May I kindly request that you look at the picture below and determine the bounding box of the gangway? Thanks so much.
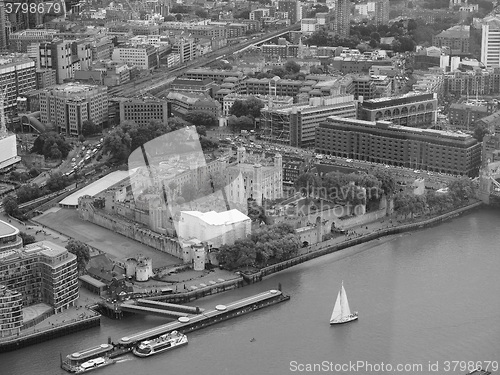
[136,299,204,314]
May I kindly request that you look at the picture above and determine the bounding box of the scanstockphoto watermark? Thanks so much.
[289,360,425,373]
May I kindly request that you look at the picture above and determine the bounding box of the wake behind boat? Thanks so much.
[330,281,358,325]
[132,331,188,357]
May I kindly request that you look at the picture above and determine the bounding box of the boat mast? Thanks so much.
[340,280,343,318]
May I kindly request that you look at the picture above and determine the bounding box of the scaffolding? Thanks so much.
[0,87,6,137]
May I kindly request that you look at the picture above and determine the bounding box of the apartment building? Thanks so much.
[315,117,481,176]
[111,44,158,70]
[334,0,351,38]
[432,25,470,55]
[277,0,302,24]
[39,83,108,136]
[171,38,195,63]
[0,239,79,324]
[374,0,389,27]
[260,95,357,148]
[119,96,169,126]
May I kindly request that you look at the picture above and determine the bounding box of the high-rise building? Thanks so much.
[39,83,108,136]
[480,16,500,68]
[39,39,92,84]
[334,0,350,38]
[0,55,36,113]
[0,3,8,50]
[374,0,389,27]
[278,0,302,24]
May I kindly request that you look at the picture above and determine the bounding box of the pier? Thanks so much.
[117,289,288,347]
[62,289,289,371]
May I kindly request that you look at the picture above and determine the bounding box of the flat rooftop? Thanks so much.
[0,219,19,237]
[59,171,130,207]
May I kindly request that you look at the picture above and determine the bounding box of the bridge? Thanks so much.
[478,161,500,204]
[116,23,301,97]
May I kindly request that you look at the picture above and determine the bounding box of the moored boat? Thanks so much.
[132,331,188,357]
[75,357,116,373]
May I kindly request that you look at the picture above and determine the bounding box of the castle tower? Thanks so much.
[253,163,263,206]
[274,153,283,199]
[237,146,246,164]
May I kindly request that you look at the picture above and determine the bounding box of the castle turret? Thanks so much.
[237,147,246,164]
[253,163,263,206]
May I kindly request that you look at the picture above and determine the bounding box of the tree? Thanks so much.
[184,110,217,128]
[229,100,248,118]
[448,177,475,203]
[194,8,208,18]
[473,124,489,142]
[284,60,300,74]
[227,115,254,132]
[294,172,322,198]
[66,239,91,275]
[32,132,72,159]
[244,97,265,119]
[19,231,36,245]
[196,125,207,137]
[2,195,19,216]
[81,120,99,136]
[371,167,397,196]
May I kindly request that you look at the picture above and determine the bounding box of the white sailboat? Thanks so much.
[330,281,358,325]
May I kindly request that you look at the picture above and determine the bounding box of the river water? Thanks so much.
[1,208,499,375]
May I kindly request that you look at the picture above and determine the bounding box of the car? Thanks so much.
[346,159,353,162]
[71,158,76,162]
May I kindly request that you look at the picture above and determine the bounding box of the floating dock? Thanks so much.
[62,289,289,371]
[118,289,287,347]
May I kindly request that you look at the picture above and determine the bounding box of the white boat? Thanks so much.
[132,331,188,357]
[75,357,115,373]
[330,281,358,325]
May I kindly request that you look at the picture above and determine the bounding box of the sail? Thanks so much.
[330,291,342,322]
[340,284,351,317]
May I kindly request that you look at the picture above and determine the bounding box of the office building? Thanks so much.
[315,116,482,176]
[358,92,438,128]
[182,68,245,84]
[9,29,58,53]
[260,95,357,148]
[166,91,221,118]
[119,96,169,126]
[0,239,79,318]
[171,38,195,64]
[374,0,389,27]
[111,44,158,70]
[39,40,92,84]
[0,56,36,112]
[334,0,350,38]
[39,83,108,136]
[480,16,500,68]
